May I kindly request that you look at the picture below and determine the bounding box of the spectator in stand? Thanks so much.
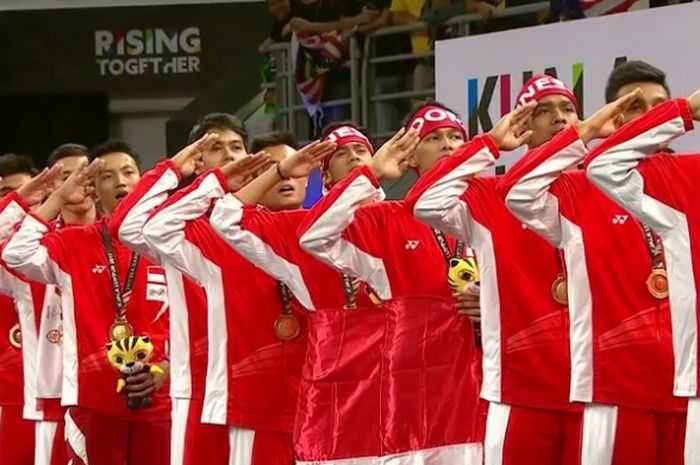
[287,0,388,129]
[286,0,383,35]
[390,0,431,92]
[259,0,294,53]
[390,0,495,92]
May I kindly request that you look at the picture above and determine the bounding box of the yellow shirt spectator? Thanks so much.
[390,0,430,54]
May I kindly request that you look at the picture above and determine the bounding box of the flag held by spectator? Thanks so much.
[291,31,348,118]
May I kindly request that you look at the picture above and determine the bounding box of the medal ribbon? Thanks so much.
[276,280,293,316]
[641,223,665,269]
[431,229,464,264]
[341,273,358,309]
[100,224,140,322]
[554,248,566,278]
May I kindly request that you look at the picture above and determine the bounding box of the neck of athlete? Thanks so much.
[60,205,97,226]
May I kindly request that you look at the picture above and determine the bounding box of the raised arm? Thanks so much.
[298,165,389,297]
[2,160,100,284]
[406,103,534,241]
[143,154,269,284]
[297,129,418,300]
[586,97,694,232]
[109,134,219,262]
[210,141,334,309]
[498,91,642,246]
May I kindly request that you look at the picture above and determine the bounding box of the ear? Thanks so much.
[407,151,419,169]
[320,169,332,188]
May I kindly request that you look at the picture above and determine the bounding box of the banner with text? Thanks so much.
[436,3,700,172]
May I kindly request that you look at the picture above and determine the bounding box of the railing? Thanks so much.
[362,1,550,142]
[262,2,549,141]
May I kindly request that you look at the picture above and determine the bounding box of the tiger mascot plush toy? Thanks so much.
[448,257,480,294]
[106,335,164,410]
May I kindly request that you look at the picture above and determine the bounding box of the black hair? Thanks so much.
[47,143,89,167]
[605,60,671,103]
[88,140,141,168]
[251,131,299,153]
[319,120,372,141]
[188,113,248,146]
[401,99,463,127]
[0,153,39,178]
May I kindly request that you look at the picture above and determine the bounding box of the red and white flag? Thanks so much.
[291,31,348,118]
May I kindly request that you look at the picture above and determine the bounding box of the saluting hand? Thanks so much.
[17,164,63,207]
[577,88,642,143]
[278,140,337,179]
[370,127,420,181]
[488,101,536,151]
[55,158,104,206]
[220,152,273,191]
[171,133,219,177]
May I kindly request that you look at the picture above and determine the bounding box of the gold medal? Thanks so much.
[109,321,134,341]
[551,276,568,305]
[9,324,21,348]
[646,268,669,299]
[274,314,301,341]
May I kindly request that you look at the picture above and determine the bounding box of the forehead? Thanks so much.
[99,152,138,170]
[1,173,32,188]
[535,94,575,107]
[208,128,244,144]
[617,81,669,102]
[57,155,88,170]
[264,144,296,162]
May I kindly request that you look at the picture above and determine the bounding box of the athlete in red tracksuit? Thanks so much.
[2,145,171,465]
[294,105,503,463]
[585,83,700,463]
[208,127,418,464]
[499,87,688,465]
[0,165,92,465]
[109,116,258,465]
[0,158,45,465]
[141,136,326,465]
[404,76,583,465]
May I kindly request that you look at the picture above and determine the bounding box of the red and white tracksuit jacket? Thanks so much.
[296,165,485,463]
[499,125,685,413]
[405,134,577,411]
[143,169,305,431]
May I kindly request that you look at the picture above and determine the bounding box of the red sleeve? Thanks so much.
[0,191,30,243]
[585,98,695,234]
[210,196,317,309]
[108,160,181,262]
[297,165,391,300]
[143,169,228,285]
[404,134,498,243]
[496,125,587,247]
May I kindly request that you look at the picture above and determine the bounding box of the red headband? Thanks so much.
[321,125,374,171]
[516,75,578,110]
[406,105,467,141]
